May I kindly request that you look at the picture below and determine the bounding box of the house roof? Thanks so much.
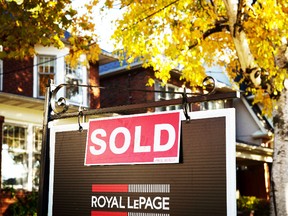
[99,49,118,65]
[0,92,44,111]
[99,58,232,87]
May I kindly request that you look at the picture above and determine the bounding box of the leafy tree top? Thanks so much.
[107,0,288,113]
[0,0,100,66]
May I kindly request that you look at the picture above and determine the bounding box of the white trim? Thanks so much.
[33,45,69,98]
[180,109,236,216]
[48,121,88,215]
[241,96,268,134]
[48,109,236,216]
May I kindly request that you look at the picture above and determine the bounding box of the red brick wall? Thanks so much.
[3,57,34,97]
[100,68,155,110]
[99,67,195,114]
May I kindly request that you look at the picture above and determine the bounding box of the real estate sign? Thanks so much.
[48,109,236,216]
[85,111,181,165]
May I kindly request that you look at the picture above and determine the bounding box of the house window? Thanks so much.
[32,126,42,189]
[200,100,225,110]
[33,126,42,153]
[155,82,187,112]
[0,59,3,91]
[3,124,27,150]
[1,124,42,190]
[37,55,56,97]
[2,124,28,189]
[65,63,87,106]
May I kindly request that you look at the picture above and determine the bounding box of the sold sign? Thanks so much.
[85,111,181,165]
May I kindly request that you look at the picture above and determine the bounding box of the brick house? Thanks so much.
[0,45,117,193]
[99,60,273,200]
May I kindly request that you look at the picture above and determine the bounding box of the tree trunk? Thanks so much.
[223,0,256,72]
[271,87,288,216]
[222,1,288,215]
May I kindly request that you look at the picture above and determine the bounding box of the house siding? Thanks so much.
[0,46,109,196]
[3,57,33,97]
[100,67,155,113]
[100,67,202,113]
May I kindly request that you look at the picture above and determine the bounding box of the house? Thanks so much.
[99,60,274,200]
[0,45,117,193]
[0,42,273,203]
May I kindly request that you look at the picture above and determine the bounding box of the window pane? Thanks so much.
[2,124,28,189]
[3,124,27,150]
[38,55,55,97]
[155,82,184,112]
[32,127,43,190]
[39,74,54,97]
[200,100,224,110]
[65,63,84,103]
[32,153,41,189]
[33,126,42,152]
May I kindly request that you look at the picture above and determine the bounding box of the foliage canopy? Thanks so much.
[1,0,288,113]
[108,0,288,113]
[0,0,100,66]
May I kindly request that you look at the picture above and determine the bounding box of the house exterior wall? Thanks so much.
[100,67,155,113]
[0,45,104,194]
[234,98,264,146]
[100,67,211,114]
[237,163,269,199]
[3,57,33,96]
[2,45,99,106]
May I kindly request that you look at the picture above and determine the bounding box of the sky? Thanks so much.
[72,0,124,52]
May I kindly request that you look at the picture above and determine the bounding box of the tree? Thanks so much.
[0,0,100,65]
[106,0,288,215]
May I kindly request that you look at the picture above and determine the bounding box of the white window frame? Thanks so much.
[155,81,190,112]
[36,55,56,97]
[200,100,225,111]
[65,62,88,107]
[1,121,42,191]
[33,45,69,98]
[33,45,88,107]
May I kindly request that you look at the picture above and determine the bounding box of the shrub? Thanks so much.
[3,189,38,216]
[237,196,270,216]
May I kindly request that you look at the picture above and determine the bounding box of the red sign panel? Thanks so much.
[85,111,181,165]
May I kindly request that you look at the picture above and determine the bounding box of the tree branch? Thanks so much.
[123,0,180,31]
[233,0,244,37]
[188,23,230,50]
[203,24,230,39]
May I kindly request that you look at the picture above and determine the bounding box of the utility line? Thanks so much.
[122,0,180,31]
[0,54,67,76]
